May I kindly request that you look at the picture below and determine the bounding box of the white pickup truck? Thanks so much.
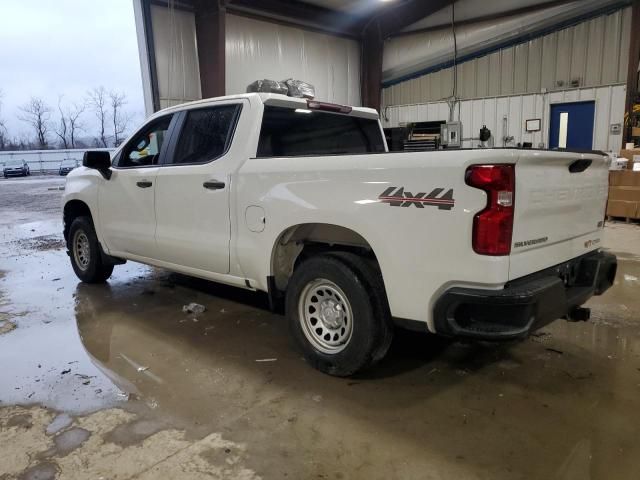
[63,92,617,376]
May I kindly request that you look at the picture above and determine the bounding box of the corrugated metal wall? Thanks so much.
[151,5,202,109]
[382,7,631,106]
[148,7,362,109]
[225,15,361,106]
[382,84,626,152]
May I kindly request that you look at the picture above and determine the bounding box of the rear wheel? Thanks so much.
[68,216,113,283]
[286,253,393,376]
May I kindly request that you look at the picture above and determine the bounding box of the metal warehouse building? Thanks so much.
[133,0,638,153]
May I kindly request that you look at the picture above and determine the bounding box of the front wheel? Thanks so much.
[68,216,113,283]
[286,253,393,376]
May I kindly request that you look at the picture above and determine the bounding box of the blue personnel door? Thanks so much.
[549,101,595,150]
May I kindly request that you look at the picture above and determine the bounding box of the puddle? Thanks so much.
[19,461,59,480]
[52,427,91,456]
[0,249,149,413]
[46,413,74,435]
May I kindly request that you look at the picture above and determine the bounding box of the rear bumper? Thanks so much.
[433,250,617,340]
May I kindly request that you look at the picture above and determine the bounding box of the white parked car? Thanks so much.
[62,93,617,376]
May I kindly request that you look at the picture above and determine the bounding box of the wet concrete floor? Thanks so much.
[1,177,640,479]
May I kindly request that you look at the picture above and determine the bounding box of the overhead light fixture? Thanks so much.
[295,109,313,114]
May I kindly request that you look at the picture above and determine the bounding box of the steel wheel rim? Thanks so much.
[73,230,90,271]
[298,279,353,354]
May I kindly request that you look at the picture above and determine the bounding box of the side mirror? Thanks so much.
[83,151,112,180]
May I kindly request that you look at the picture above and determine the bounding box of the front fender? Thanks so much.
[62,168,106,247]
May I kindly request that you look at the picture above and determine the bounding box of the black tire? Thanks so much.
[286,252,393,376]
[67,216,114,283]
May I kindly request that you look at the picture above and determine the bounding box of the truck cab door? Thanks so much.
[98,114,176,258]
[154,101,245,274]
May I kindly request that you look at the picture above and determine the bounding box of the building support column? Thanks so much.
[624,0,640,144]
[359,0,453,113]
[133,0,158,115]
[194,0,226,98]
[361,21,383,112]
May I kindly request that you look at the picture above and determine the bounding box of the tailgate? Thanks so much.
[509,150,609,280]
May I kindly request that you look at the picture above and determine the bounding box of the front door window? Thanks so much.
[117,115,173,168]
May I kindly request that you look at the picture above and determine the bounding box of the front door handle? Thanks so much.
[136,180,153,188]
[203,180,225,190]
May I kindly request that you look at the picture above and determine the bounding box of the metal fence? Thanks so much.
[0,148,115,175]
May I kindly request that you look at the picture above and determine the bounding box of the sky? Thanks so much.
[0,0,146,142]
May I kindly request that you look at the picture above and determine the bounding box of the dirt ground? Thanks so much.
[1,176,640,480]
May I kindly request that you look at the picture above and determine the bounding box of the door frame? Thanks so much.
[152,99,247,275]
[547,99,597,150]
[98,112,180,257]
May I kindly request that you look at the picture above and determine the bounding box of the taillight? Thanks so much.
[465,164,515,256]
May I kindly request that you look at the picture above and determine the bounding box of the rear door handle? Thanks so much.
[136,180,153,188]
[203,180,225,190]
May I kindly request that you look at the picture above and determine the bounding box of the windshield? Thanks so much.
[6,160,22,167]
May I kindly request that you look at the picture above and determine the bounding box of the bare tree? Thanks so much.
[54,96,70,149]
[0,120,6,150]
[109,91,130,147]
[68,102,85,149]
[73,137,90,149]
[8,134,33,151]
[0,89,7,150]
[18,97,52,148]
[87,86,109,147]
[53,97,86,149]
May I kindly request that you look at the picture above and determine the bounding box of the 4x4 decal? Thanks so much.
[379,187,455,210]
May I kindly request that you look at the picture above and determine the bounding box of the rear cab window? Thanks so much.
[257,106,385,157]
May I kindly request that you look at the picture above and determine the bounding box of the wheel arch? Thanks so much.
[269,222,384,296]
[63,199,93,242]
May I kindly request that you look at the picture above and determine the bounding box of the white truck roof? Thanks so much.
[152,93,380,120]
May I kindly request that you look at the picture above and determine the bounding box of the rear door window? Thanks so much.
[167,105,241,165]
[257,106,385,157]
